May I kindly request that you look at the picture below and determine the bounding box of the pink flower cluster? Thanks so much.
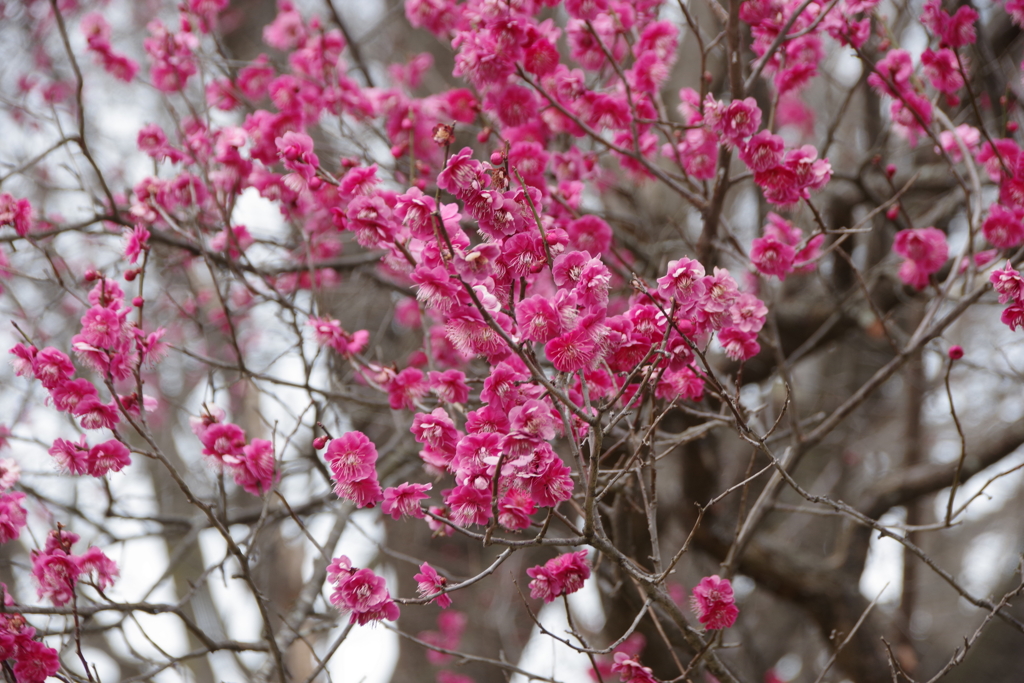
[80,13,139,82]
[527,550,591,603]
[750,213,825,280]
[190,407,278,495]
[991,262,1024,331]
[691,575,739,630]
[656,258,767,362]
[143,19,199,92]
[892,227,948,290]
[31,529,119,607]
[327,555,399,625]
[0,583,61,683]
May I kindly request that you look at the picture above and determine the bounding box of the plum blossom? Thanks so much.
[414,562,452,608]
[328,556,400,625]
[527,550,591,603]
[691,575,739,629]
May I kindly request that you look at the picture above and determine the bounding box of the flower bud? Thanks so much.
[948,345,964,360]
[313,436,328,450]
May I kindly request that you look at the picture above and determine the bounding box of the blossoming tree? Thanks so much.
[1,0,1023,681]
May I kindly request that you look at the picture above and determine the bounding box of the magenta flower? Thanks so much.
[12,640,60,683]
[445,484,492,527]
[527,550,591,603]
[427,370,470,404]
[610,652,659,683]
[691,575,739,630]
[227,438,278,495]
[893,227,948,289]
[0,493,27,544]
[329,559,400,626]
[750,236,796,280]
[991,261,1024,304]
[382,482,432,520]
[32,549,81,606]
[981,205,1024,249]
[414,562,451,608]
[88,439,132,476]
[324,431,378,483]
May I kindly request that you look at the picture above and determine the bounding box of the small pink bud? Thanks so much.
[489,151,504,165]
[132,296,144,307]
[84,269,100,282]
[948,345,964,360]
[886,205,900,220]
[124,268,138,281]
[1008,121,1019,133]
[477,127,492,144]
[312,436,328,450]
[885,164,897,179]
[309,177,323,190]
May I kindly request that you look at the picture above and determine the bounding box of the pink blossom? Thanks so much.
[527,550,591,603]
[74,398,121,431]
[382,482,432,520]
[0,459,19,491]
[445,484,492,527]
[330,564,400,625]
[921,0,977,47]
[0,194,32,236]
[405,0,460,36]
[565,0,609,20]
[740,131,785,172]
[12,640,60,683]
[547,326,598,373]
[981,205,1024,249]
[75,546,120,591]
[325,431,378,484]
[528,451,575,507]
[691,575,739,630]
[32,347,75,389]
[201,422,247,463]
[718,328,761,361]
[0,492,27,544]
[308,317,369,356]
[750,236,797,280]
[655,367,705,402]
[388,367,429,410]
[414,562,452,608]
[921,48,964,94]
[498,488,537,530]
[89,439,132,476]
[428,370,470,404]
[228,438,278,495]
[1002,302,1024,331]
[610,652,659,683]
[991,261,1024,304]
[32,548,81,606]
[893,227,948,289]
[50,378,99,413]
[706,96,762,143]
[567,215,613,256]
